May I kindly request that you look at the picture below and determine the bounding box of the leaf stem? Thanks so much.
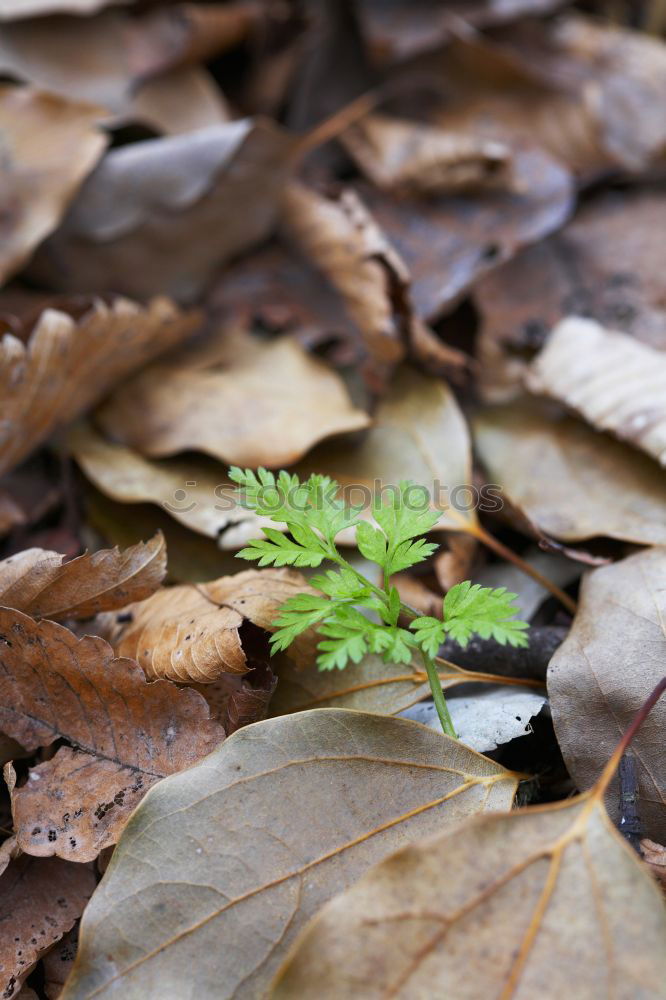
[421,651,457,739]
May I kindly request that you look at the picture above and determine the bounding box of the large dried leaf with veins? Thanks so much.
[95,332,370,466]
[0,609,224,861]
[29,119,295,303]
[272,775,666,998]
[342,113,511,196]
[59,710,518,1000]
[0,855,95,1000]
[548,548,666,841]
[298,366,477,535]
[0,85,106,285]
[103,568,317,683]
[0,533,165,619]
[473,399,666,545]
[0,296,199,477]
[527,317,666,466]
[68,424,271,549]
[476,189,666,402]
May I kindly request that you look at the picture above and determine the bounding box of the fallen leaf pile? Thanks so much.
[0,0,665,995]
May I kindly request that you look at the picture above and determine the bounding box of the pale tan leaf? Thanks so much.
[528,317,666,466]
[59,710,519,999]
[281,183,408,365]
[0,296,199,477]
[29,119,294,303]
[94,332,370,467]
[298,366,477,535]
[0,855,95,1000]
[473,399,666,544]
[641,840,666,893]
[548,547,666,841]
[0,533,165,619]
[0,0,127,18]
[272,791,666,999]
[0,609,224,861]
[103,568,318,683]
[0,85,106,285]
[342,113,511,196]
[67,424,271,550]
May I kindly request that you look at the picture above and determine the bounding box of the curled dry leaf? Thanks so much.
[0,9,229,134]
[298,366,477,536]
[103,568,318,683]
[342,113,511,196]
[527,317,666,466]
[0,609,224,862]
[60,710,518,1000]
[0,296,199,477]
[0,855,95,1000]
[95,332,370,467]
[67,424,271,550]
[358,144,574,323]
[641,840,666,893]
[476,188,666,402]
[473,399,666,545]
[281,182,408,366]
[0,85,106,285]
[272,765,666,998]
[0,532,165,619]
[548,547,666,841]
[29,119,295,303]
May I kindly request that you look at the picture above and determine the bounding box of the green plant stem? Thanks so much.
[421,651,457,739]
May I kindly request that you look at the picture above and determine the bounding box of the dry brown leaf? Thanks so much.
[473,399,666,545]
[0,855,95,1000]
[342,113,511,196]
[0,609,224,861]
[103,568,317,683]
[0,489,24,537]
[297,366,477,536]
[281,182,409,367]
[67,424,271,551]
[359,144,573,323]
[476,188,666,402]
[60,710,519,999]
[43,927,78,1000]
[0,296,199,477]
[434,532,478,592]
[548,547,666,841]
[0,533,165,619]
[0,9,230,134]
[95,331,370,467]
[0,85,106,285]
[641,839,666,893]
[29,119,294,303]
[272,757,666,999]
[527,317,666,466]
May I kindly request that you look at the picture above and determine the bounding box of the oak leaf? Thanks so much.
[0,296,200,477]
[59,710,518,999]
[0,533,165,619]
[0,609,224,861]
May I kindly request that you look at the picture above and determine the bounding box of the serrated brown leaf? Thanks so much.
[473,399,666,545]
[0,84,106,285]
[527,317,666,466]
[0,855,95,1000]
[103,568,318,683]
[59,710,519,1000]
[94,331,370,467]
[29,119,295,303]
[548,548,666,841]
[0,296,199,477]
[0,609,224,861]
[342,113,511,196]
[0,533,165,620]
[273,783,666,999]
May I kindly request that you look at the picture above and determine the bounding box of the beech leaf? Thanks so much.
[60,710,518,999]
